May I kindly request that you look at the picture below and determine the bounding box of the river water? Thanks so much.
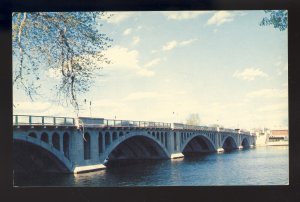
[14,146,288,186]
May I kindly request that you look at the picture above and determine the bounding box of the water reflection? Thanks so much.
[170,157,184,164]
[73,169,107,185]
[14,146,288,186]
[266,145,289,150]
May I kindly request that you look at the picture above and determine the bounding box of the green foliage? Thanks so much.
[260,10,288,31]
[12,12,112,113]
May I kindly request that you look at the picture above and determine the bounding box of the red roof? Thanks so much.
[271,130,288,136]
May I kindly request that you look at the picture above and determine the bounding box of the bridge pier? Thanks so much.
[170,153,184,159]
[167,131,184,159]
[73,164,106,173]
[90,131,99,163]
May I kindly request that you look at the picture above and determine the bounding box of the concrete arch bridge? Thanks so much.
[13,115,256,173]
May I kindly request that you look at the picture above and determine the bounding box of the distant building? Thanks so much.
[267,129,288,146]
[269,130,288,140]
[251,128,270,146]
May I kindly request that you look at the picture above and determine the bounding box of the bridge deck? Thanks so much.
[13,115,253,136]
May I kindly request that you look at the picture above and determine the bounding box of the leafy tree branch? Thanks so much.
[260,10,288,31]
[12,12,112,115]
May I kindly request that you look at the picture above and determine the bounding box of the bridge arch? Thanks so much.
[102,131,170,163]
[13,134,73,173]
[28,132,37,138]
[41,132,49,143]
[221,135,238,151]
[241,137,250,148]
[181,133,216,154]
[52,132,60,151]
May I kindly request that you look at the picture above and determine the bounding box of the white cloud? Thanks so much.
[163,11,210,20]
[105,46,139,70]
[179,39,197,46]
[163,40,178,51]
[246,88,288,98]
[104,46,155,77]
[123,91,159,101]
[162,39,197,51]
[103,12,134,24]
[233,68,268,81]
[132,36,140,45]
[144,58,161,68]
[137,69,155,77]
[123,28,132,35]
[207,11,235,26]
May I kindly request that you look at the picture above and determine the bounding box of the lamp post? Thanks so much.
[84,99,92,117]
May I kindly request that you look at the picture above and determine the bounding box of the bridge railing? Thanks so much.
[90,119,171,129]
[13,115,75,126]
[172,123,218,131]
[172,123,251,135]
[13,115,172,129]
[13,115,251,134]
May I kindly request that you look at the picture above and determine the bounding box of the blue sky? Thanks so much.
[13,11,288,130]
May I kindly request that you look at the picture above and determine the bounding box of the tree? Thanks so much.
[260,10,288,31]
[12,12,112,114]
[186,113,201,126]
[210,124,224,128]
